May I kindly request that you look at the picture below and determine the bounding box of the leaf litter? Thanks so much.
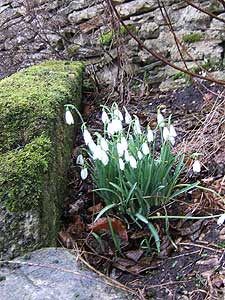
[59,83,225,300]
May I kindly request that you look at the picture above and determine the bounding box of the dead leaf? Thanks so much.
[125,250,144,262]
[87,217,128,241]
[87,203,103,214]
[67,215,85,236]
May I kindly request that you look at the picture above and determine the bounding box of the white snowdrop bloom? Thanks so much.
[157,112,165,127]
[88,140,97,154]
[124,150,130,162]
[83,129,93,145]
[101,150,109,166]
[114,108,123,121]
[217,214,225,226]
[142,142,150,155]
[134,116,142,134]
[65,109,74,125]
[169,125,177,137]
[81,168,88,180]
[147,128,154,143]
[124,107,132,124]
[120,137,128,151]
[129,155,137,169]
[117,143,124,157]
[119,158,125,171]
[93,145,103,160]
[100,137,109,152]
[163,127,170,142]
[101,110,109,124]
[107,119,123,136]
[193,160,201,173]
[137,151,143,160]
[76,154,84,165]
[169,136,175,146]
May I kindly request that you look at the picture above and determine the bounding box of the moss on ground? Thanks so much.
[182,32,204,43]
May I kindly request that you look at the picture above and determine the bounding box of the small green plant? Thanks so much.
[65,103,224,253]
[98,31,114,46]
[182,32,204,43]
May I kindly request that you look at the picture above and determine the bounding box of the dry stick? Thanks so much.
[105,0,225,86]
[179,242,223,253]
[184,0,225,24]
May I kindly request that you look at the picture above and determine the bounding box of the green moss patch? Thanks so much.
[182,32,204,44]
[0,60,84,213]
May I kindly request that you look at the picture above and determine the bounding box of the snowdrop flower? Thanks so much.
[129,155,137,169]
[100,137,109,152]
[65,109,74,125]
[147,127,154,143]
[117,143,124,157]
[163,127,170,142]
[119,158,125,171]
[101,110,109,124]
[83,129,93,145]
[157,111,165,127]
[124,150,130,162]
[76,154,84,165]
[134,116,142,134]
[107,119,123,136]
[93,145,103,160]
[169,125,177,137]
[124,107,132,124]
[101,150,109,166]
[193,160,201,173]
[142,142,150,155]
[113,107,123,121]
[88,140,97,154]
[217,214,225,226]
[163,127,176,145]
[137,151,143,160]
[120,137,128,151]
[81,168,88,180]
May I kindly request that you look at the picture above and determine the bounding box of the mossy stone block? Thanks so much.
[0,60,84,259]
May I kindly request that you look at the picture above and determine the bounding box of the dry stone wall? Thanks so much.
[0,0,225,89]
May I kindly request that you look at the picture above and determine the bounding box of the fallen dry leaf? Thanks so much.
[87,217,128,241]
[58,231,74,249]
[87,203,103,214]
[125,250,144,262]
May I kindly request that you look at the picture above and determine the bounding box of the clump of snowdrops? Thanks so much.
[64,103,224,252]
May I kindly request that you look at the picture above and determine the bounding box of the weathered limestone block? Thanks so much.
[139,22,159,39]
[0,60,84,259]
[0,248,132,300]
[117,0,158,18]
[68,4,103,24]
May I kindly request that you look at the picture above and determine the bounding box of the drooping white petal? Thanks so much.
[163,127,170,142]
[169,136,175,146]
[119,158,125,171]
[129,155,137,169]
[124,150,130,162]
[101,110,109,124]
[157,112,165,127]
[76,154,84,165]
[142,142,150,155]
[107,119,123,136]
[65,110,74,125]
[113,106,123,121]
[125,110,132,124]
[101,150,109,166]
[137,151,143,160]
[169,125,177,137]
[83,129,93,145]
[88,140,97,154]
[134,116,142,134]
[100,138,109,152]
[93,145,103,160]
[147,128,154,143]
[217,214,225,226]
[81,168,88,180]
[193,160,201,173]
[120,137,128,151]
[117,143,124,157]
